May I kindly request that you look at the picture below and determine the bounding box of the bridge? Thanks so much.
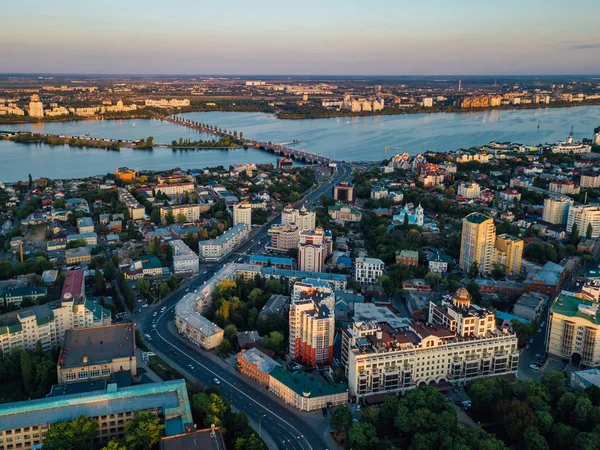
[161,115,332,164]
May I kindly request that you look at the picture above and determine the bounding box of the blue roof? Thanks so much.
[261,267,347,282]
[249,255,293,266]
[496,311,529,324]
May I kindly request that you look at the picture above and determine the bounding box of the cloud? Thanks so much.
[568,43,600,50]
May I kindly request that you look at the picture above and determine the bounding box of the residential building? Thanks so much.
[77,217,94,234]
[494,233,524,276]
[457,182,481,199]
[333,182,355,204]
[118,188,145,220]
[233,201,252,226]
[396,250,419,266]
[427,251,451,273]
[371,186,388,200]
[549,179,580,195]
[524,261,567,297]
[512,292,548,322]
[297,228,326,272]
[65,246,92,265]
[236,347,281,387]
[160,204,209,224]
[0,379,193,450]
[580,172,600,189]
[547,292,600,366]
[115,167,136,183]
[328,203,362,223]
[268,223,300,252]
[268,366,348,411]
[543,196,573,225]
[170,239,199,275]
[57,323,137,384]
[160,428,226,450]
[342,288,518,400]
[175,294,224,350]
[551,135,592,154]
[28,94,44,118]
[150,182,195,196]
[567,205,600,238]
[198,223,250,261]
[355,257,385,285]
[144,98,191,107]
[281,205,315,231]
[259,294,290,318]
[289,280,335,366]
[459,213,496,274]
[0,286,47,308]
[67,232,98,246]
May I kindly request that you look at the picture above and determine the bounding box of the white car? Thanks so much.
[142,304,149,308]
[153,312,158,317]
[188,364,195,370]
[213,378,221,385]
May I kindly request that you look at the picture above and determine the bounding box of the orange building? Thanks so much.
[115,167,136,183]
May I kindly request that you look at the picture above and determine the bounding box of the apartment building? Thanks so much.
[0,380,193,450]
[494,233,524,276]
[175,294,224,350]
[457,182,481,199]
[567,205,600,238]
[57,323,137,384]
[549,179,580,195]
[355,257,385,285]
[289,280,335,366]
[144,98,191,107]
[580,172,600,189]
[233,201,252,226]
[0,286,47,308]
[281,205,316,231]
[66,232,98,246]
[342,288,518,400]
[333,182,355,204]
[169,239,199,275]
[77,217,94,234]
[396,250,419,266]
[543,196,573,225]
[547,292,600,367]
[267,223,300,252]
[118,188,145,220]
[198,223,250,261]
[297,228,326,272]
[160,204,209,224]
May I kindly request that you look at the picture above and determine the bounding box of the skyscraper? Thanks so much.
[297,227,325,272]
[543,196,573,225]
[460,213,496,274]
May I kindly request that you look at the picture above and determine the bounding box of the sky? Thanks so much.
[1,0,600,75]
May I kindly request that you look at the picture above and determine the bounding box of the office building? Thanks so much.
[354,257,385,285]
[236,347,281,387]
[281,205,315,231]
[543,196,573,225]
[457,182,481,199]
[198,223,250,261]
[57,323,137,384]
[160,204,209,224]
[567,205,600,238]
[342,288,518,400]
[289,280,335,366]
[28,94,44,118]
[333,182,355,204]
[268,223,300,252]
[547,292,600,367]
[118,188,145,220]
[268,366,347,412]
[233,201,252,226]
[169,239,199,275]
[0,379,193,450]
[297,228,326,272]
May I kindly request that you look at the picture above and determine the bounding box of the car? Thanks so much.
[525,344,530,349]
[537,328,542,333]
[203,270,208,274]
[529,364,537,369]
[144,333,152,340]
[142,304,149,308]
[137,299,143,303]
[188,364,195,370]
[214,378,221,385]
[352,419,358,423]
[356,405,360,411]
[528,338,534,344]
[153,312,158,317]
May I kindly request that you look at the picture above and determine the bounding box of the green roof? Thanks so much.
[269,366,347,398]
[552,293,600,325]
[1,286,47,299]
[397,250,419,258]
[465,212,492,225]
[36,311,55,327]
[142,255,162,270]
[0,324,22,336]
[328,203,360,214]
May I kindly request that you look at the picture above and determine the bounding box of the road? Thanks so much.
[137,163,352,450]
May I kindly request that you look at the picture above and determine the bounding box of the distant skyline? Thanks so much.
[2,0,600,75]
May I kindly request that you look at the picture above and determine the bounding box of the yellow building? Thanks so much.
[233,201,252,226]
[494,233,524,276]
[115,167,136,183]
[65,246,92,265]
[548,293,600,367]
[459,213,496,274]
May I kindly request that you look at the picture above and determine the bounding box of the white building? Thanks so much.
[281,205,315,231]
[354,257,385,285]
[268,223,300,252]
[118,188,145,220]
[297,228,326,272]
[170,239,199,275]
[198,223,250,261]
[422,97,433,107]
[543,196,573,225]
[581,172,600,189]
[144,98,190,108]
[28,94,44,118]
[233,202,252,226]
[567,205,600,238]
[457,182,481,199]
[551,135,591,154]
[160,204,208,224]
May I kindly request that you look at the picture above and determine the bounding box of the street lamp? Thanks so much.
[258,414,267,438]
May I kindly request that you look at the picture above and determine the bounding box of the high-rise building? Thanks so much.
[543,196,573,225]
[28,94,44,118]
[267,223,300,252]
[289,280,335,366]
[457,182,481,199]
[494,234,524,276]
[333,182,355,204]
[297,228,326,272]
[459,213,496,274]
[567,205,600,238]
[281,205,315,231]
[233,201,252,226]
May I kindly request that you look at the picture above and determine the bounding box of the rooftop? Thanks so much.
[161,428,226,450]
[464,212,492,225]
[238,348,281,374]
[61,269,84,300]
[58,323,136,369]
[552,293,600,325]
[526,261,565,286]
[269,366,347,398]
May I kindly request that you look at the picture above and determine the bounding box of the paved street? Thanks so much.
[135,163,352,450]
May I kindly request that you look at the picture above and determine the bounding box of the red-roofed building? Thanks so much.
[61,269,85,301]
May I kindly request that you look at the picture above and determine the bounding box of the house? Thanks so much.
[396,250,419,266]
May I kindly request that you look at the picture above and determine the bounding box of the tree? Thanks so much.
[360,406,378,425]
[523,427,549,450]
[124,410,164,450]
[224,324,238,342]
[468,261,480,278]
[424,272,442,286]
[158,282,171,298]
[330,406,352,433]
[492,263,507,280]
[571,223,580,244]
[176,213,187,225]
[101,441,127,450]
[495,399,538,441]
[260,331,284,353]
[347,422,377,449]
[165,212,175,225]
[136,278,151,296]
[65,238,87,250]
[587,223,594,240]
[42,415,98,450]
[150,207,160,224]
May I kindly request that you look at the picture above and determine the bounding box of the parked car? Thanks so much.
[214,378,221,385]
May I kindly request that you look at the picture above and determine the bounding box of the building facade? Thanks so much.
[297,228,326,273]
[267,223,300,252]
[567,205,600,238]
[169,239,199,275]
[233,202,252,226]
[281,205,316,231]
[354,257,385,285]
[543,196,573,225]
[457,182,481,199]
[160,204,209,224]
[118,188,145,220]
[236,347,281,387]
[459,213,496,274]
[333,182,355,204]
[198,223,250,261]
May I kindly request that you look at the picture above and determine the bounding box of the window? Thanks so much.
[90,369,100,378]
[102,368,111,377]
[78,371,88,380]
[65,372,76,381]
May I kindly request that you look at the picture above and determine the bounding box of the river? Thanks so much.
[1,105,599,181]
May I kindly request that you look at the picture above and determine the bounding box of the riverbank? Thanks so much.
[1,132,122,150]
[0,109,169,125]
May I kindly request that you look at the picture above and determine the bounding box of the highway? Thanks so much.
[137,163,352,449]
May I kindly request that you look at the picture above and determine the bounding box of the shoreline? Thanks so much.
[2,101,600,125]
